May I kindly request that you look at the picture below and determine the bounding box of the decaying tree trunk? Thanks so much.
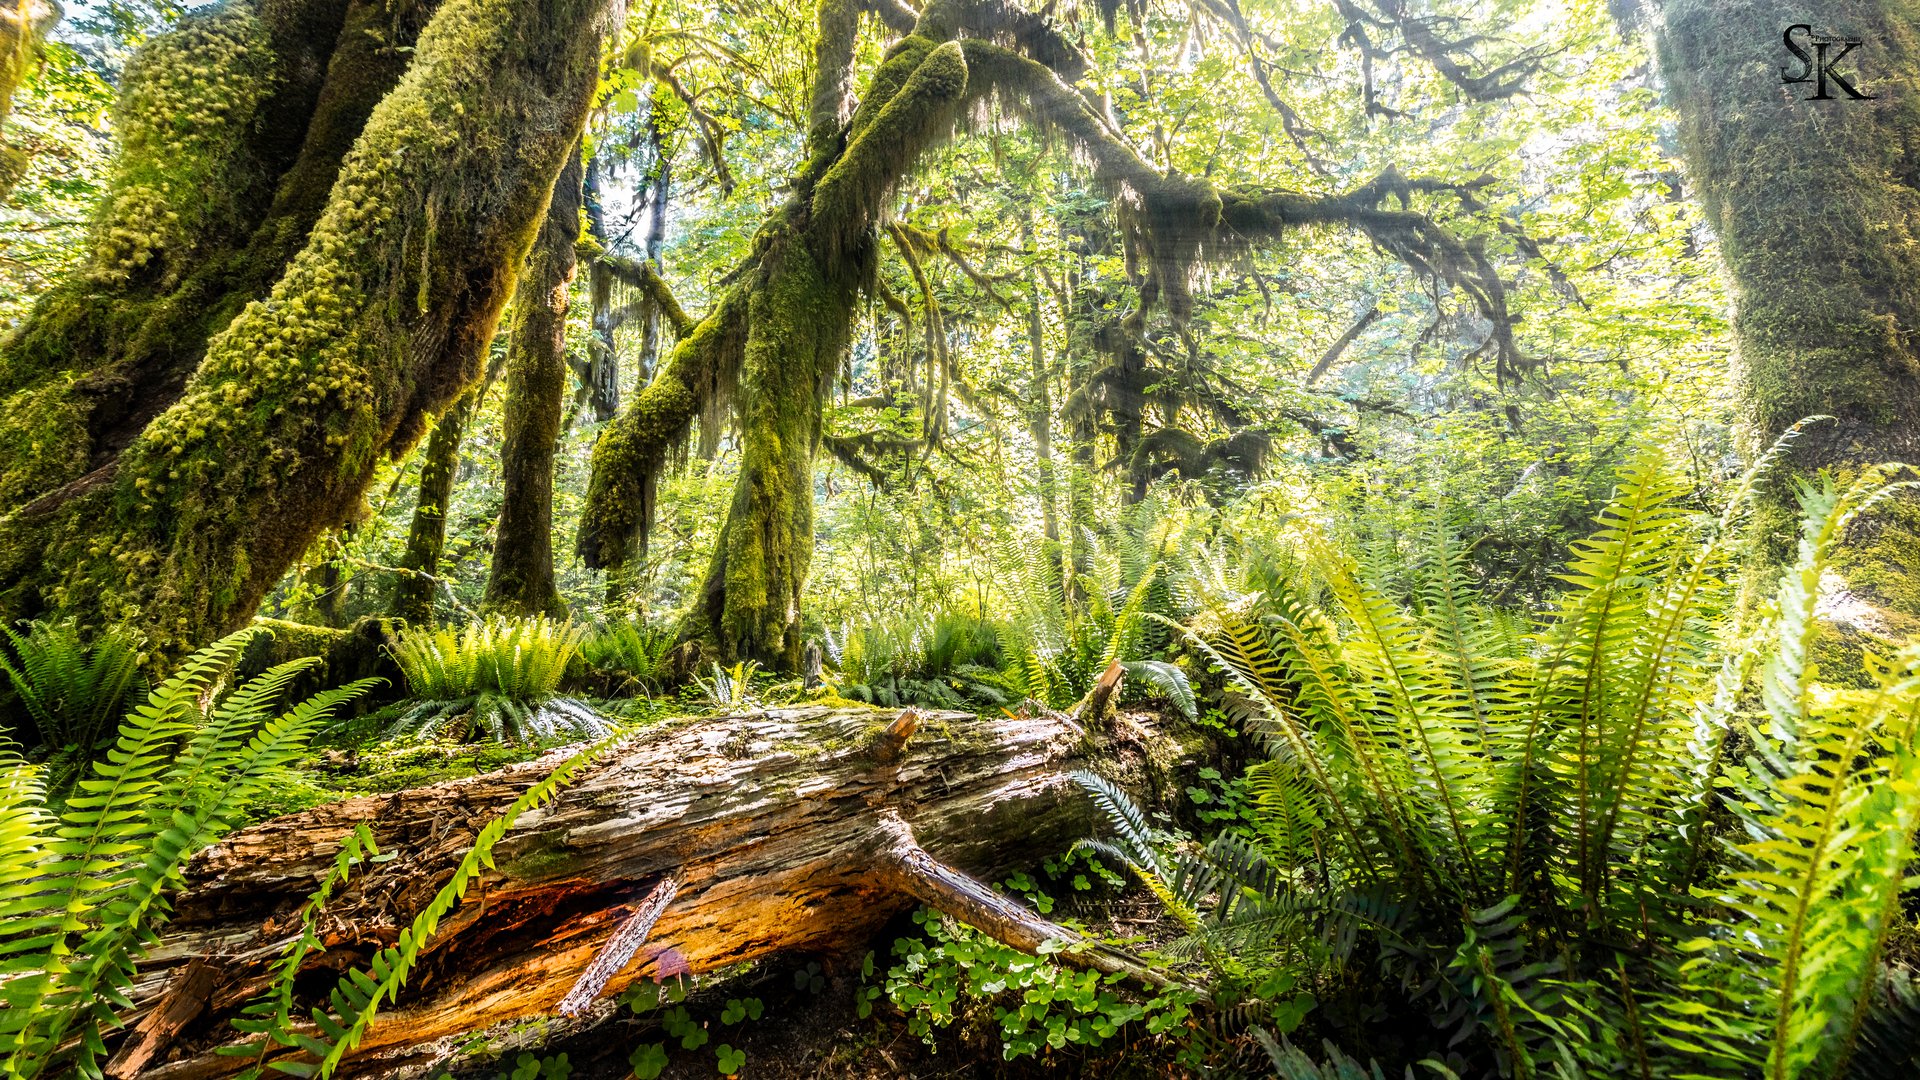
[105,703,1194,1078]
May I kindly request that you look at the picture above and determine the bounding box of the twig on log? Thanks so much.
[555,878,680,1017]
[869,708,920,765]
[1077,658,1125,724]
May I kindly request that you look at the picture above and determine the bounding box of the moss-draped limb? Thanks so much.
[578,285,750,570]
[810,39,969,267]
[599,253,695,337]
[1654,0,1920,626]
[0,0,624,652]
[0,0,415,512]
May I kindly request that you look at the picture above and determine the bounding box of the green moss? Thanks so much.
[1656,0,1920,494]
[247,616,350,662]
[1832,486,1920,639]
[578,287,747,570]
[86,2,276,287]
[0,375,89,511]
[709,229,856,666]
[9,0,618,655]
[810,40,968,267]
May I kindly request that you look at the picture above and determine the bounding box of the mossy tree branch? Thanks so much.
[0,0,626,651]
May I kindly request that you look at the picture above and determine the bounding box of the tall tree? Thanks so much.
[0,0,624,651]
[484,151,581,619]
[579,0,1526,667]
[1652,0,1920,631]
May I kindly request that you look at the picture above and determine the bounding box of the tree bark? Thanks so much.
[0,0,624,655]
[1652,0,1920,632]
[392,387,479,626]
[484,152,582,620]
[106,703,1194,1078]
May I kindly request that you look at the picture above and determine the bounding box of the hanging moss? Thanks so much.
[811,40,968,268]
[578,285,750,570]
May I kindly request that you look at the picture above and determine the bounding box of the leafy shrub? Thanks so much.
[0,630,375,1079]
[1079,445,1920,1077]
[387,617,609,744]
[881,907,1204,1062]
[0,620,146,771]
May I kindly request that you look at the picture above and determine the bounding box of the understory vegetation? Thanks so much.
[2,0,1916,1075]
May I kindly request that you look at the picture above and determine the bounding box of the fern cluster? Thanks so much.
[827,607,1017,710]
[580,615,676,696]
[1079,442,1920,1078]
[996,494,1198,719]
[387,617,609,744]
[0,631,375,1079]
[0,621,147,789]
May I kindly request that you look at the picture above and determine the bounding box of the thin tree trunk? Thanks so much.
[484,151,582,620]
[1025,223,1060,545]
[583,157,622,424]
[392,387,479,626]
[636,128,672,385]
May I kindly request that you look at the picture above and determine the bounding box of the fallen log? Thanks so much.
[113,702,1198,1077]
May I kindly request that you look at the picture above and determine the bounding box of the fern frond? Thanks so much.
[293,735,618,1077]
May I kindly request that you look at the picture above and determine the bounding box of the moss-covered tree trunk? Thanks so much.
[484,152,581,620]
[1,0,60,196]
[1653,0,1920,633]
[581,19,971,667]
[393,386,478,626]
[0,0,624,652]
